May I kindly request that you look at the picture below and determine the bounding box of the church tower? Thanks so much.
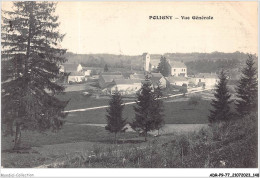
[142,53,150,72]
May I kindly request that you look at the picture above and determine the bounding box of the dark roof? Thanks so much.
[101,75,124,83]
[150,73,163,84]
[195,73,218,79]
[69,71,84,76]
[101,72,122,75]
[168,61,186,68]
[166,76,188,83]
[151,73,163,78]
[113,79,141,85]
[63,64,78,72]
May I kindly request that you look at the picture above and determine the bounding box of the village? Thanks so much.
[59,53,219,96]
[1,1,257,172]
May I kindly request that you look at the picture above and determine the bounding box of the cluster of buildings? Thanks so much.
[59,53,219,95]
[59,63,103,83]
[100,72,167,95]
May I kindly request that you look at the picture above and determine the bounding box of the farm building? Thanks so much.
[99,74,124,88]
[150,73,167,89]
[100,72,122,75]
[78,65,103,76]
[168,61,187,77]
[109,79,142,95]
[166,76,188,87]
[67,71,85,83]
[189,73,219,88]
[60,63,78,73]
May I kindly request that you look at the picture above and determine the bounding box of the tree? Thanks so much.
[208,70,232,123]
[151,85,165,136]
[236,55,258,116]
[180,83,188,96]
[105,89,127,144]
[104,64,109,72]
[157,56,170,77]
[1,2,68,149]
[131,76,165,141]
[131,76,154,141]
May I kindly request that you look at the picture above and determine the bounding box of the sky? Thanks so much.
[1,1,258,55]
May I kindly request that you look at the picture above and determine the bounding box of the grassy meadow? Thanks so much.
[57,91,212,124]
[3,113,256,168]
[2,90,246,168]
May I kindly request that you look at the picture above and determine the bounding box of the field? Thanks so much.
[1,124,140,168]
[57,91,212,124]
[2,90,213,168]
[2,88,254,168]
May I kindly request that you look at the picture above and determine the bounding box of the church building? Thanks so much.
[142,53,187,77]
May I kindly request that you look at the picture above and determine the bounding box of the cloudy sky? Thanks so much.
[2,1,258,55]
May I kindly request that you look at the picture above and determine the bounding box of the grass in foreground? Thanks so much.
[2,124,139,150]
[2,113,257,168]
[50,113,258,168]
[1,124,141,168]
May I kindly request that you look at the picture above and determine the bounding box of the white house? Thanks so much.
[67,71,85,83]
[168,61,187,77]
[77,64,83,72]
[166,76,188,86]
[190,73,219,88]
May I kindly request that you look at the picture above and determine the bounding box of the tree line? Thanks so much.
[209,55,257,123]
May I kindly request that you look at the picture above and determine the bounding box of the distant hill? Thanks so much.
[64,52,257,74]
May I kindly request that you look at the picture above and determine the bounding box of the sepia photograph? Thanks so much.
[0,1,259,177]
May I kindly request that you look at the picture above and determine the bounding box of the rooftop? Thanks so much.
[101,75,124,83]
[168,61,187,68]
[112,79,142,85]
[62,63,78,72]
[151,72,163,78]
[69,71,84,76]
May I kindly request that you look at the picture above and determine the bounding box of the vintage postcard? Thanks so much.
[1,1,259,177]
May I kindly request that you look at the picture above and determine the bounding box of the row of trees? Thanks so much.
[209,55,257,123]
[105,76,164,143]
